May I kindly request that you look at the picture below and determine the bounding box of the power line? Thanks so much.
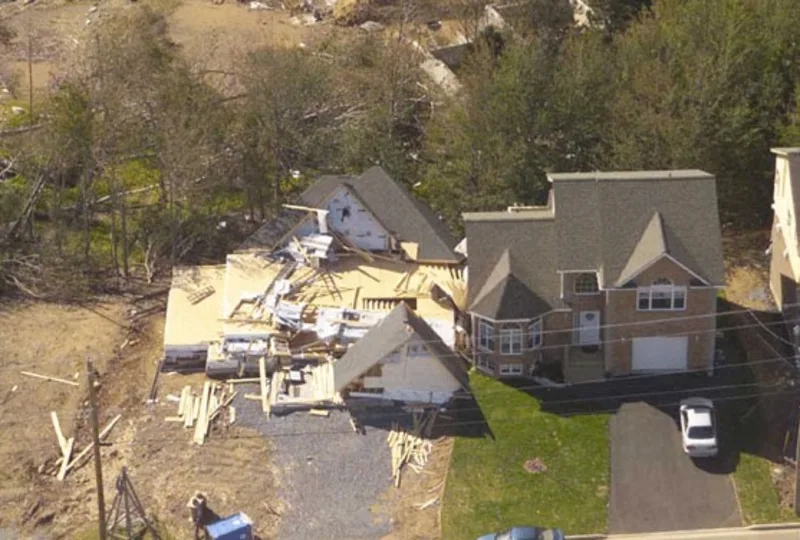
[0,386,795,455]
[0,369,794,429]
[3,311,796,376]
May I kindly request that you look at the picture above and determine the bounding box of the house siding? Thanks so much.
[771,215,798,311]
[604,257,716,374]
[324,185,391,251]
[354,336,462,404]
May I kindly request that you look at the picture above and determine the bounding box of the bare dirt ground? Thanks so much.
[0,0,321,97]
[0,296,279,539]
[378,436,453,540]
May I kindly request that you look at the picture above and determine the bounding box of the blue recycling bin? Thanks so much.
[206,512,253,540]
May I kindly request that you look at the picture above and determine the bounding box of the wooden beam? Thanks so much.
[64,414,121,476]
[56,437,74,481]
[193,381,211,445]
[309,409,330,417]
[209,391,238,423]
[227,377,261,384]
[229,406,236,425]
[283,203,323,213]
[50,411,68,455]
[259,357,269,414]
[22,371,79,387]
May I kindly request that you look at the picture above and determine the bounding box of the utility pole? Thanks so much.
[87,358,108,540]
[26,10,33,123]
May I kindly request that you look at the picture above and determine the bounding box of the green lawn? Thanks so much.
[441,373,609,539]
[732,454,796,524]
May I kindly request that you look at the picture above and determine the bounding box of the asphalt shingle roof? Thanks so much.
[464,170,725,320]
[301,167,461,263]
[333,303,470,392]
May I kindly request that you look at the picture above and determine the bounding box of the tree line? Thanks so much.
[0,0,798,298]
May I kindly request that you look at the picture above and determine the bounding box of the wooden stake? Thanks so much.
[22,371,79,387]
[51,411,68,454]
[56,437,74,481]
[259,357,269,414]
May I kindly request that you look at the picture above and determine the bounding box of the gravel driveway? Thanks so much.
[234,388,403,540]
[609,402,741,533]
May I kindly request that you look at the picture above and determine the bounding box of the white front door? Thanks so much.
[578,311,601,344]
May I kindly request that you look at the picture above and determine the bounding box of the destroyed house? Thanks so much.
[163,167,468,409]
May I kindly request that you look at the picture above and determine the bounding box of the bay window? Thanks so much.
[527,318,542,349]
[478,320,495,351]
[500,327,523,355]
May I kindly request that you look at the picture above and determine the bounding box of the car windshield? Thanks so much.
[688,425,715,439]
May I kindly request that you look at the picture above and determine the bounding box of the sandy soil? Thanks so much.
[0,0,324,97]
[0,296,279,539]
[0,299,127,535]
[378,436,453,540]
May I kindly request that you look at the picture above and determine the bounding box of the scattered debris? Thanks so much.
[52,414,122,480]
[523,457,548,474]
[387,411,436,487]
[248,1,272,9]
[21,370,80,387]
[359,20,384,32]
[413,496,439,511]
[168,383,237,445]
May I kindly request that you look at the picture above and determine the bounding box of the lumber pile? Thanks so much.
[387,412,436,488]
[168,383,237,445]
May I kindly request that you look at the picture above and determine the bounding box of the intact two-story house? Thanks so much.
[769,147,800,313]
[463,170,725,382]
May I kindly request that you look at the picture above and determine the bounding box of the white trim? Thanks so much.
[499,327,523,355]
[636,283,687,312]
[617,253,710,287]
[467,309,570,323]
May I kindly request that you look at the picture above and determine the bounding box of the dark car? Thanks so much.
[477,526,565,540]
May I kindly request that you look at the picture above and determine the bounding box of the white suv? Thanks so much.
[679,397,719,458]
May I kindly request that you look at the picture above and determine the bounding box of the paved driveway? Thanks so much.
[609,402,742,533]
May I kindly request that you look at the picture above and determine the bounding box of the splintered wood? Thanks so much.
[387,411,436,488]
[168,383,237,445]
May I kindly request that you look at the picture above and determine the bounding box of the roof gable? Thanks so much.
[615,212,667,286]
[333,303,469,391]
[301,167,461,263]
[469,250,550,319]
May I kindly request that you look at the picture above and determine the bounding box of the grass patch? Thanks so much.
[441,373,609,539]
[733,454,796,524]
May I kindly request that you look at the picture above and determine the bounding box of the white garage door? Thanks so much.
[632,336,688,371]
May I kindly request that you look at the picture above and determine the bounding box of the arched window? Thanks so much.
[574,273,599,294]
[637,277,686,311]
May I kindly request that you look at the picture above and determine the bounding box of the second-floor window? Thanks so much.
[500,327,523,355]
[637,278,687,311]
[574,273,599,294]
[478,320,495,351]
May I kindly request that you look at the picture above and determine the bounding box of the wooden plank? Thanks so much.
[283,203,324,213]
[227,377,261,384]
[244,393,262,401]
[184,396,195,428]
[50,412,68,455]
[64,414,121,476]
[193,381,211,445]
[21,371,79,387]
[164,416,183,422]
[229,406,236,425]
[56,437,74,481]
[178,386,189,417]
[259,356,269,414]
[309,409,330,417]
